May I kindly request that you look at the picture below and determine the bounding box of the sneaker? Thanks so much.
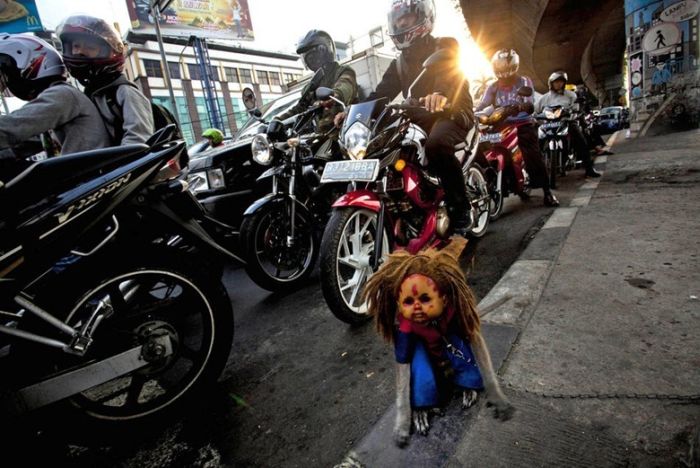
[543,193,559,207]
[585,169,602,178]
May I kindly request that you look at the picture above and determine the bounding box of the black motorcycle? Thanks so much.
[0,126,234,435]
[238,93,346,292]
[536,105,576,189]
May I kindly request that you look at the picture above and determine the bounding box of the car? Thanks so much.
[186,90,301,229]
[595,106,626,134]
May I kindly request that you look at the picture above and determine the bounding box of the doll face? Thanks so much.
[398,274,445,324]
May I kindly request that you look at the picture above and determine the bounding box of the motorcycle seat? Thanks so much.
[2,144,149,211]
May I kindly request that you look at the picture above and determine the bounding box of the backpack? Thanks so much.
[101,76,181,144]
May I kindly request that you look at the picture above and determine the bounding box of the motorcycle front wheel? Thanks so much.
[239,201,318,292]
[320,208,389,325]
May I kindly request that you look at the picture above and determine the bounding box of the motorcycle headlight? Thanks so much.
[187,171,210,193]
[252,134,273,166]
[342,122,371,160]
[207,167,225,189]
[544,109,558,120]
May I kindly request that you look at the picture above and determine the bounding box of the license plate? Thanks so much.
[480,132,502,144]
[541,122,561,129]
[321,159,380,183]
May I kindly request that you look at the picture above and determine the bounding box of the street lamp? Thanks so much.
[149,0,180,125]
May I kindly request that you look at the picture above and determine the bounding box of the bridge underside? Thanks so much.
[460,0,625,102]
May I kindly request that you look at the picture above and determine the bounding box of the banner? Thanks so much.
[127,0,254,41]
[0,0,43,33]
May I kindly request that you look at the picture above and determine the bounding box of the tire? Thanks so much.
[320,208,389,325]
[239,201,318,292]
[485,166,504,221]
[465,165,490,238]
[12,251,233,438]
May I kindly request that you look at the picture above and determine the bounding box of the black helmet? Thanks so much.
[296,30,335,72]
[548,71,568,90]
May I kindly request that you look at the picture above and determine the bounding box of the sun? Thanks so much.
[459,39,493,83]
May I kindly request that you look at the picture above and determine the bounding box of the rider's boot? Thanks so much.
[543,190,560,207]
[451,203,474,237]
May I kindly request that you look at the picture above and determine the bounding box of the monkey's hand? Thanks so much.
[461,389,479,409]
[412,409,430,435]
[487,398,515,421]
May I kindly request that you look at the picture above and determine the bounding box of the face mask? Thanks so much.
[302,44,330,72]
[397,274,445,324]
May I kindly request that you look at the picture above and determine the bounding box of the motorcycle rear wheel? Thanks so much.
[465,165,490,238]
[11,252,233,438]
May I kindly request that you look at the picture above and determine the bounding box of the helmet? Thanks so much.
[387,0,435,50]
[491,49,520,79]
[548,71,568,90]
[57,15,126,85]
[296,30,335,72]
[0,34,67,101]
[202,128,224,146]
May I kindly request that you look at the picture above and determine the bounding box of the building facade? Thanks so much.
[124,32,306,144]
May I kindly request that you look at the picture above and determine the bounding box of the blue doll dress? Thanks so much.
[395,330,484,408]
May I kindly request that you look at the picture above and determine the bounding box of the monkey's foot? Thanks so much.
[461,389,479,409]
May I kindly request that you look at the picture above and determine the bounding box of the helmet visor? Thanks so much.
[302,44,330,72]
[61,34,112,59]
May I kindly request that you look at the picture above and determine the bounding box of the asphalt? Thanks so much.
[338,128,700,467]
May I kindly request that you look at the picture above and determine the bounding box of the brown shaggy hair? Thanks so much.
[362,237,480,343]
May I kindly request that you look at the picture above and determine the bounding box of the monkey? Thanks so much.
[362,237,514,446]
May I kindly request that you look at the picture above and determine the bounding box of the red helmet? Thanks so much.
[57,15,126,85]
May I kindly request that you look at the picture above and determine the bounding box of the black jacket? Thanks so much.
[368,36,474,128]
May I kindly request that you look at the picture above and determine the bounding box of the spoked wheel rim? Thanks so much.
[64,270,216,421]
[253,207,315,283]
[466,167,490,236]
[335,209,388,315]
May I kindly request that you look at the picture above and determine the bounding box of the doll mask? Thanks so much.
[398,274,446,324]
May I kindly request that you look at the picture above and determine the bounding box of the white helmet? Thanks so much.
[0,34,67,101]
[548,71,568,90]
[387,0,435,50]
[491,49,519,79]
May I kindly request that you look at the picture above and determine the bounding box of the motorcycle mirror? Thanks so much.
[242,87,258,111]
[315,87,334,101]
[422,49,456,71]
[517,86,533,97]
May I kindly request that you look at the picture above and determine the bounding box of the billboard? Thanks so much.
[0,0,43,33]
[127,0,254,41]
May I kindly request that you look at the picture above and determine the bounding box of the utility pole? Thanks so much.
[149,0,180,125]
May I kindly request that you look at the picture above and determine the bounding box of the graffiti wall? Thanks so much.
[625,0,700,132]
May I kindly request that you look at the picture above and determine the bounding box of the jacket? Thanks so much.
[0,81,111,155]
[277,61,357,133]
[368,35,474,128]
[88,74,154,145]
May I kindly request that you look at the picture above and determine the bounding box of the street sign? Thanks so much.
[642,22,681,56]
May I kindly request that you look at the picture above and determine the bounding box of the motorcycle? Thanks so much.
[536,105,575,189]
[239,93,347,292]
[318,50,490,325]
[476,87,535,220]
[0,125,235,435]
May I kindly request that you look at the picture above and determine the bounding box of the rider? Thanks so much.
[476,49,560,206]
[536,71,601,178]
[336,0,476,234]
[0,34,110,179]
[276,29,357,134]
[57,15,154,145]
[202,128,225,149]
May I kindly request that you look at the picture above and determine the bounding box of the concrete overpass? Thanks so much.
[460,0,626,104]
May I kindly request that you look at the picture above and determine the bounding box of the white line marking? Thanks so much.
[542,207,578,229]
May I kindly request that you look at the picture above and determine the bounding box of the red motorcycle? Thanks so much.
[476,87,535,220]
[316,52,490,324]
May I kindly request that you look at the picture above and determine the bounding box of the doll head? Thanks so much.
[363,237,480,342]
[397,274,445,324]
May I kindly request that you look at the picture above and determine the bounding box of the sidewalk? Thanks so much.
[341,129,700,467]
